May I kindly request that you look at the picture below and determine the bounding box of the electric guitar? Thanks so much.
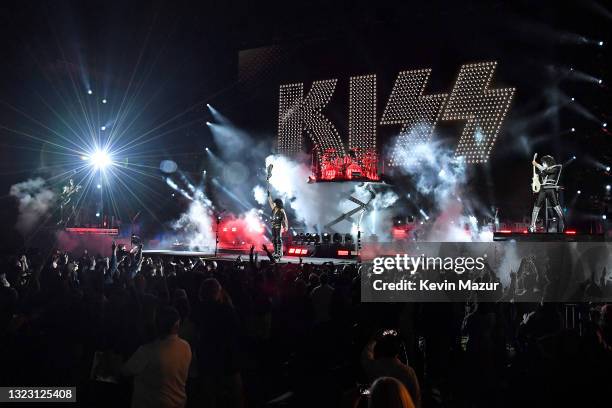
[60,185,82,206]
[531,153,541,193]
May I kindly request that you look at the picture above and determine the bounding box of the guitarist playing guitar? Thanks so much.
[529,154,564,232]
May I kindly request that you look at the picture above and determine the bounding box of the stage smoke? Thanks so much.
[9,178,55,235]
[392,137,490,241]
[172,200,215,251]
[260,155,398,236]
[253,185,267,205]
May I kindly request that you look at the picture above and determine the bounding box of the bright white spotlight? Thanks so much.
[205,147,210,151]
[603,215,607,220]
[606,166,611,172]
[95,212,100,217]
[572,155,576,160]
[101,126,106,131]
[570,97,575,101]
[603,123,608,128]
[598,41,604,46]
[89,150,113,170]
[97,184,101,189]
[599,79,603,85]
[577,190,581,194]
[571,127,576,132]
[102,99,107,104]
[87,89,93,95]
[607,185,611,191]
[205,121,211,126]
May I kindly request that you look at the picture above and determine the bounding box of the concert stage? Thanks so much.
[142,249,359,265]
[493,231,606,242]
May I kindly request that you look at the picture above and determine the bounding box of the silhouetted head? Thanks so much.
[273,198,284,209]
[156,306,180,337]
[369,377,415,408]
[541,155,556,168]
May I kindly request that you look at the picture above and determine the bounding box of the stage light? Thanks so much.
[571,97,575,101]
[89,149,113,170]
[95,212,100,217]
[206,103,211,107]
[606,185,611,191]
[603,123,608,128]
[101,126,106,131]
[606,167,611,172]
[577,190,582,194]
[205,147,210,151]
[603,215,607,220]
[205,121,211,126]
[572,155,576,160]
[102,99,107,104]
[332,233,342,243]
[87,89,93,95]
[322,232,331,243]
[599,80,603,85]
[96,184,101,189]
[571,127,576,132]
[598,41,604,46]
[344,233,353,243]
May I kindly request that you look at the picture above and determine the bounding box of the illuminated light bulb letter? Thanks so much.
[442,62,515,163]
[380,69,448,166]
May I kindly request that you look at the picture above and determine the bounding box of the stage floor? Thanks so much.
[142,249,358,265]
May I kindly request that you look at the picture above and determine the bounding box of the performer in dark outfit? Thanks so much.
[267,193,288,260]
[265,164,289,260]
[529,154,565,232]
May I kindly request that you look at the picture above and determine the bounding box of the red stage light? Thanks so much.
[337,250,349,256]
[288,248,296,254]
[564,230,577,235]
[300,249,308,255]
[499,229,512,234]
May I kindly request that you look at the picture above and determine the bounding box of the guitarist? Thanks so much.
[266,164,289,260]
[529,155,564,232]
[58,178,82,226]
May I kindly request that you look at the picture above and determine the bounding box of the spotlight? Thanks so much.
[205,147,210,151]
[87,89,93,95]
[205,121,211,126]
[606,167,611,172]
[344,233,353,244]
[571,127,576,132]
[572,155,576,160]
[607,185,611,191]
[577,190,582,194]
[89,149,112,170]
[598,41,604,46]
[603,215,607,220]
[206,103,211,108]
[322,232,331,243]
[297,232,305,244]
[96,184,101,189]
[102,99,107,104]
[599,79,603,85]
[312,233,320,244]
[603,123,608,128]
[332,233,342,243]
[570,97,575,101]
[95,212,100,217]
[101,126,106,131]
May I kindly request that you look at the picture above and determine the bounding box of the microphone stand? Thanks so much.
[214,214,221,257]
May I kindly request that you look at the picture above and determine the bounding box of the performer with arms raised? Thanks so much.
[266,164,289,260]
[529,154,564,232]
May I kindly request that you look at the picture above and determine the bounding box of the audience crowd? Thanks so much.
[0,242,611,407]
